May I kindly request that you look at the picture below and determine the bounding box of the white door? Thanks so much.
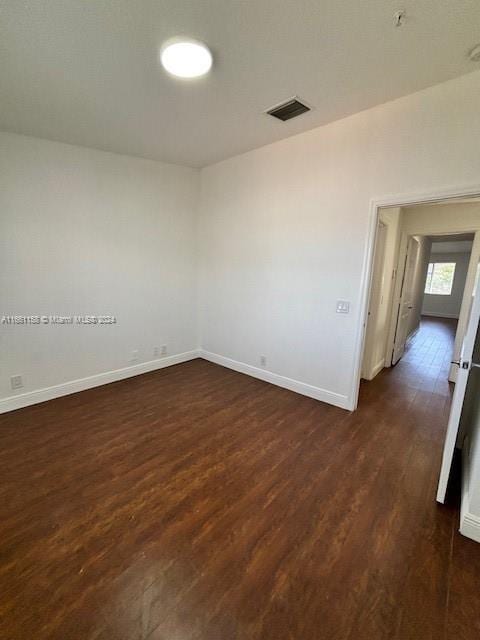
[437,268,480,503]
[392,237,419,365]
[362,221,388,379]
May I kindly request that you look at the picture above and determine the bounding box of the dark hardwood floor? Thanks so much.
[1,316,479,639]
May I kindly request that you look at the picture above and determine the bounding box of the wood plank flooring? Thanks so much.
[1,317,479,639]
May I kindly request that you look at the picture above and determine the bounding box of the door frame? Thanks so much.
[351,183,480,411]
[361,219,388,380]
[391,235,422,366]
[390,228,478,381]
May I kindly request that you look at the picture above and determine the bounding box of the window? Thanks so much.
[424,262,456,295]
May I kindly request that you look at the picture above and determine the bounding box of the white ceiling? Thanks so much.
[1,1,480,168]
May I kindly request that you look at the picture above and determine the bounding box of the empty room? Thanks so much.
[2,2,480,639]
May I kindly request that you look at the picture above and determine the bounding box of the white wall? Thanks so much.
[199,70,480,410]
[3,71,480,414]
[422,251,472,319]
[0,132,200,407]
[402,204,480,236]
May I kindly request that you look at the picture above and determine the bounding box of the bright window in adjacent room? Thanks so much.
[424,262,456,295]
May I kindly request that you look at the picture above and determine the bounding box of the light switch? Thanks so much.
[336,300,350,314]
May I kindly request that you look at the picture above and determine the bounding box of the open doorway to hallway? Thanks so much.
[391,232,474,391]
[361,200,480,387]
[358,197,480,539]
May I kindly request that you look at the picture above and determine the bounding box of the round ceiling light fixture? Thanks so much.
[160,38,212,78]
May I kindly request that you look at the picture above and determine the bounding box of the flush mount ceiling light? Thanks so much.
[160,38,212,78]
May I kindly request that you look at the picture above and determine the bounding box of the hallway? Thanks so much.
[392,315,458,396]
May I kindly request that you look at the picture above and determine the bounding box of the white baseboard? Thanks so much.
[421,312,459,319]
[460,511,480,543]
[460,436,480,543]
[0,349,200,415]
[1,348,352,415]
[363,358,385,381]
[406,325,420,341]
[199,350,351,410]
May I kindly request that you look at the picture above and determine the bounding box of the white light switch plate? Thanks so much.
[336,300,350,314]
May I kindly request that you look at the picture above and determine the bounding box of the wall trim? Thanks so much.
[460,511,480,543]
[1,348,352,414]
[362,357,385,381]
[407,325,420,341]
[421,312,460,319]
[0,350,200,415]
[371,358,385,380]
[199,349,351,410]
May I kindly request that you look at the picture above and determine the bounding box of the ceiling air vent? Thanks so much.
[266,97,311,121]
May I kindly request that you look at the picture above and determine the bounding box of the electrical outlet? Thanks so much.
[160,345,167,357]
[11,375,23,390]
[260,355,267,368]
[129,349,139,363]
[153,346,160,357]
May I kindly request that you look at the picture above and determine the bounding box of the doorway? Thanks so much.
[361,201,480,387]
[390,232,474,381]
[357,196,480,537]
